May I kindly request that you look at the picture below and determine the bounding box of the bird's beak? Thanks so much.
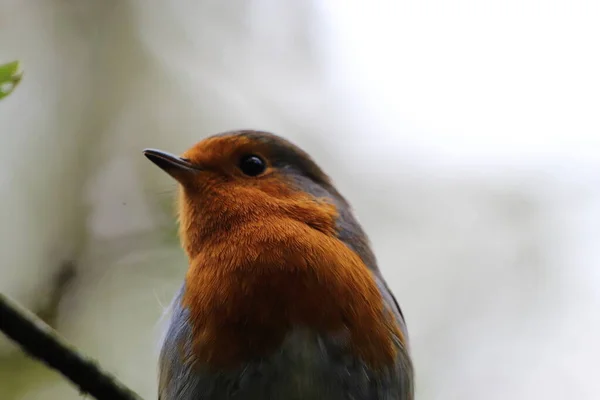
[143,148,200,182]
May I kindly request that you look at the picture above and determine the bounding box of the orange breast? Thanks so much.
[181,214,401,370]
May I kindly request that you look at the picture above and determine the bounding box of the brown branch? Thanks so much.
[0,293,144,400]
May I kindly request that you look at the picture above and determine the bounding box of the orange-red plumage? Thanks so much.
[175,134,400,369]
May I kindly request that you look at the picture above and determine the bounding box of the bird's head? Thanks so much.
[144,130,376,269]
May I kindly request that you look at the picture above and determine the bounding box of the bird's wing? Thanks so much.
[157,285,200,400]
[374,272,415,400]
[374,272,409,346]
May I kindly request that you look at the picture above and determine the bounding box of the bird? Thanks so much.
[144,130,414,400]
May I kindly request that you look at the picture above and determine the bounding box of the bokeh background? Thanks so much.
[1,1,599,399]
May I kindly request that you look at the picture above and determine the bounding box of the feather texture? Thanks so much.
[149,131,414,399]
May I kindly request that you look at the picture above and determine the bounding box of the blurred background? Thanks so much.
[0,0,599,399]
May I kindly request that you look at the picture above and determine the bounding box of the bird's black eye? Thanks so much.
[239,154,266,176]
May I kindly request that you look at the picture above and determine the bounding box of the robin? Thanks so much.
[144,130,414,400]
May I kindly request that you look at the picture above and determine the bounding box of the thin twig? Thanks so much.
[0,293,143,400]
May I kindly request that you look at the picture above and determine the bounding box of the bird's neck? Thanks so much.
[177,185,339,260]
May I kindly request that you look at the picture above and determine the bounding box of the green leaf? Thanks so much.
[0,60,23,100]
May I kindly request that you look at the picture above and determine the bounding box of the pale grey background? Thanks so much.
[0,1,599,399]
